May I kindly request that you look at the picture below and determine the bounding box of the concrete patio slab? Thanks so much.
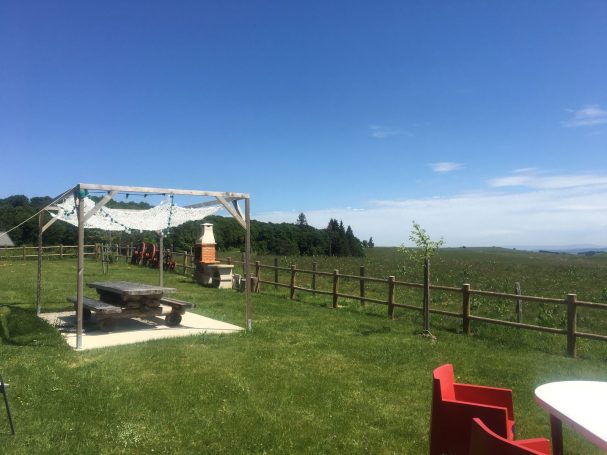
[39,310,243,350]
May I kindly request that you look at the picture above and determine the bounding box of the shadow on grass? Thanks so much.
[357,324,392,336]
[0,305,63,347]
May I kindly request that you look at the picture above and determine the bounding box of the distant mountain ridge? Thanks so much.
[509,245,607,254]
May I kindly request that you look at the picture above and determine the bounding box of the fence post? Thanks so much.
[290,265,296,300]
[60,244,64,258]
[274,257,279,289]
[312,262,317,296]
[387,276,395,319]
[360,266,366,306]
[462,284,471,335]
[566,293,577,358]
[227,256,232,265]
[332,269,339,308]
[255,261,261,292]
[22,245,26,260]
[515,282,522,323]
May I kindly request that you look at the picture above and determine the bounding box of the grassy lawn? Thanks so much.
[0,256,606,454]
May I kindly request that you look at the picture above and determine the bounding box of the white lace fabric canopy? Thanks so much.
[52,196,222,232]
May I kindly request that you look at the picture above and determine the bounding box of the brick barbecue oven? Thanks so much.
[193,223,233,288]
[194,223,219,265]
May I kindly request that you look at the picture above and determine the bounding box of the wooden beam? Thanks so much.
[232,199,243,219]
[184,197,236,209]
[41,216,59,233]
[216,196,246,229]
[82,190,118,224]
[78,183,249,199]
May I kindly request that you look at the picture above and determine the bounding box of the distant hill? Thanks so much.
[510,245,607,254]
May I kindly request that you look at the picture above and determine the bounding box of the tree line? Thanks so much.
[0,196,372,257]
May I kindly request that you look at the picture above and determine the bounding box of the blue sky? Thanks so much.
[1,1,607,247]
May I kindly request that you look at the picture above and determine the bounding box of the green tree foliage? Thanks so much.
[399,221,444,264]
[296,212,308,226]
[326,218,364,257]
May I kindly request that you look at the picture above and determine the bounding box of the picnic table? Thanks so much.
[68,281,194,330]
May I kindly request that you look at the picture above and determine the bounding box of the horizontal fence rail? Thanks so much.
[0,244,97,259]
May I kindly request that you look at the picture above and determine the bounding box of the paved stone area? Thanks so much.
[39,309,243,350]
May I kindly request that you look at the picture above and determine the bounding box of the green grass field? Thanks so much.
[1,248,606,453]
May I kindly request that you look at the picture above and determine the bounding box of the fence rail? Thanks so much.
[0,244,97,259]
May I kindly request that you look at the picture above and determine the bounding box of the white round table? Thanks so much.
[535,381,607,455]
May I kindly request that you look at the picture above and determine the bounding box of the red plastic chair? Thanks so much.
[469,417,551,454]
[430,364,516,455]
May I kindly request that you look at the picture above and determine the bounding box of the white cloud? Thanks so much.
[369,125,411,139]
[254,173,607,248]
[488,170,607,189]
[430,162,464,173]
[562,105,607,128]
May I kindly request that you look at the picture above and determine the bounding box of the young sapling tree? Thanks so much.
[399,221,444,334]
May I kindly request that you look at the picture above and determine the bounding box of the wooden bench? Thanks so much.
[67,296,122,322]
[159,297,195,326]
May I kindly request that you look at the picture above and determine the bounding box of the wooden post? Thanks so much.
[22,245,26,260]
[76,189,85,350]
[515,282,522,323]
[182,251,187,275]
[312,262,317,296]
[60,244,64,258]
[227,256,232,265]
[274,257,279,289]
[255,261,261,292]
[36,212,43,315]
[387,276,395,319]
[359,266,366,306]
[423,258,430,332]
[159,234,164,287]
[244,197,252,331]
[290,265,296,300]
[566,293,577,357]
[462,284,471,335]
[332,269,339,308]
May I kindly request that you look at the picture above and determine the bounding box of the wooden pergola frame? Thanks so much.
[37,183,252,350]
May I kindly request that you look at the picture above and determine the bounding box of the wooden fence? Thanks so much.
[218,256,607,358]
[5,244,607,357]
[0,244,97,260]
